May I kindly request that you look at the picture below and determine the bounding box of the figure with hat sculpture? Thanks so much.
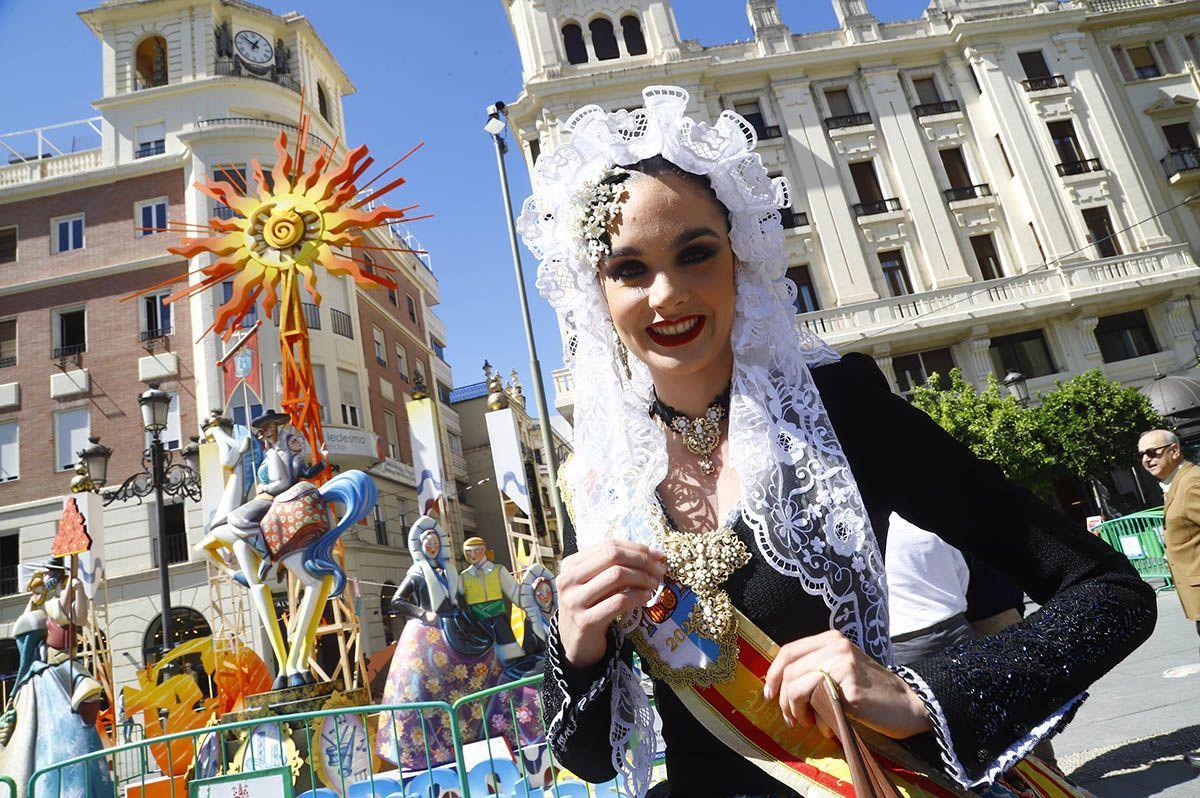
[196,408,378,691]
[460,537,524,663]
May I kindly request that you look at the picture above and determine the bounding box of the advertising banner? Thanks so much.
[407,397,446,517]
[485,408,531,516]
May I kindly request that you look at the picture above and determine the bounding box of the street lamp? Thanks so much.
[1002,371,1030,406]
[77,383,201,660]
[484,99,566,534]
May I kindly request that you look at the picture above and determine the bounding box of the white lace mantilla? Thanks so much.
[517,85,892,797]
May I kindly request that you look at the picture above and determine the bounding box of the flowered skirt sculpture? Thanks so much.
[374,517,545,771]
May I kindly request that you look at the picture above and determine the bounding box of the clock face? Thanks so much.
[234,30,274,64]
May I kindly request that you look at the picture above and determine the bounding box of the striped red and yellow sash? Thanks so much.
[667,610,1087,798]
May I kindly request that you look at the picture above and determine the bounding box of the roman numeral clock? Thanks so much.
[234,29,273,65]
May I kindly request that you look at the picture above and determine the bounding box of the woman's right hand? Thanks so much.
[556,540,666,669]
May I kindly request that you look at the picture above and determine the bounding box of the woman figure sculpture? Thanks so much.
[518,86,1155,797]
[0,559,111,797]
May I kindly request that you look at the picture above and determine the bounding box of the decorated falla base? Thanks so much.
[0,102,573,798]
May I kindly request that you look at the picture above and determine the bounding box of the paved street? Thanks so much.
[1057,590,1200,796]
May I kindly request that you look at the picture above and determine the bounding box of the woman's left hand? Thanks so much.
[762,630,931,740]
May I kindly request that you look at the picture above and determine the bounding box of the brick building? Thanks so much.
[0,0,463,697]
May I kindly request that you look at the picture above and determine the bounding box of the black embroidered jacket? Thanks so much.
[542,354,1156,796]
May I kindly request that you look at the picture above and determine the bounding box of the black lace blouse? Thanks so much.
[542,353,1156,796]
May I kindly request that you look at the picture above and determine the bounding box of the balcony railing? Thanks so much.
[0,564,16,596]
[943,183,993,202]
[1022,75,1069,92]
[270,302,321,330]
[1056,158,1103,177]
[330,308,353,339]
[797,244,1196,344]
[135,140,165,159]
[1162,148,1200,179]
[195,117,331,154]
[0,355,14,368]
[140,327,172,343]
[213,58,300,94]
[824,112,872,131]
[914,100,961,117]
[52,343,85,359]
[154,532,189,567]
[754,123,783,140]
[852,198,902,218]
[780,207,810,229]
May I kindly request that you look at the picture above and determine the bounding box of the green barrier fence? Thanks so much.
[1,775,16,798]
[23,673,660,798]
[1095,507,1174,591]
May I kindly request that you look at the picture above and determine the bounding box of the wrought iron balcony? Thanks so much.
[140,327,172,343]
[755,123,783,140]
[780,207,810,229]
[195,117,331,154]
[1021,75,1069,92]
[852,198,902,218]
[52,343,86,359]
[824,112,872,131]
[213,57,300,94]
[943,184,993,203]
[914,100,961,118]
[331,308,354,339]
[1162,148,1200,180]
[135,140,165,159]
[1056,158,1103,177]
[0,564,16,597]
[270,302,321,330]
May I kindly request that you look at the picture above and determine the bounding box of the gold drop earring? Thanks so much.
[614,327,632,380]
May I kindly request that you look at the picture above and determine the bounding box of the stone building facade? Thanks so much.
[502,0,1200,418]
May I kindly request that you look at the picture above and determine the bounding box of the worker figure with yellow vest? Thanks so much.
[460,537,524,661]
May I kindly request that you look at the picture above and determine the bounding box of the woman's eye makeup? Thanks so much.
[679,245,715,264]
[606,260,647,281]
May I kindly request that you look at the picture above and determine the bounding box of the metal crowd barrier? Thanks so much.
[1,775,16,798]
[1095,507,1174,591]
[23,674,661,798]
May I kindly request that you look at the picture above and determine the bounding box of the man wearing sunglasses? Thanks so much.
[1138,429,1200,766]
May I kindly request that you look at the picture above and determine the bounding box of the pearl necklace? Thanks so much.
[650,384,731,476]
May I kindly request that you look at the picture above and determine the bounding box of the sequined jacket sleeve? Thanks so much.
[821,354,1158,788]
[540,514,631,783]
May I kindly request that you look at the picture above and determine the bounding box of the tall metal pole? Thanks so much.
[488,122,566,535]
[151,434,173,659]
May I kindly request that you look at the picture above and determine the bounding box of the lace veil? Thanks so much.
[516,85,891,796]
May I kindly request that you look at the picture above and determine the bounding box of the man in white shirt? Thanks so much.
[886,512,974,666]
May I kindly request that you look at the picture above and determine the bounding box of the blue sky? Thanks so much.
[0,0,929,414]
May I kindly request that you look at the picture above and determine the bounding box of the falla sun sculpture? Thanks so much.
[123,109,427,692]
[133,112,427,460]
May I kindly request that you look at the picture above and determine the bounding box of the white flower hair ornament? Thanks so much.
[517,86,890,797]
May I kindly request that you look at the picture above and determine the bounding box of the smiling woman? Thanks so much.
[517,85,1156,798]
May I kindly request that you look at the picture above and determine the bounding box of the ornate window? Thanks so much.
[621,15,647,56]
[589,18,620,61]
[562,23,587,64]
[134,35,168,90]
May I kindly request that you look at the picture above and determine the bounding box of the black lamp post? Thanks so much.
[77,384,201,659]
[1002,371,1031,407]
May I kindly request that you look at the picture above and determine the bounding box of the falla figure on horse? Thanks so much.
[196,408,376,690]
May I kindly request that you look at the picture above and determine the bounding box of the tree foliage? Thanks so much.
[1030,369,1163,481]
[910,369,1052,493]
[909,367,1162,495]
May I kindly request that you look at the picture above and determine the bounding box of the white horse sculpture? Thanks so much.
[198,411,376,690]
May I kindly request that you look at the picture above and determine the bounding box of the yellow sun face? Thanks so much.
[164,131,421,338]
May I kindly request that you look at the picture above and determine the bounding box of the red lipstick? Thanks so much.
[646,315,705,347]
